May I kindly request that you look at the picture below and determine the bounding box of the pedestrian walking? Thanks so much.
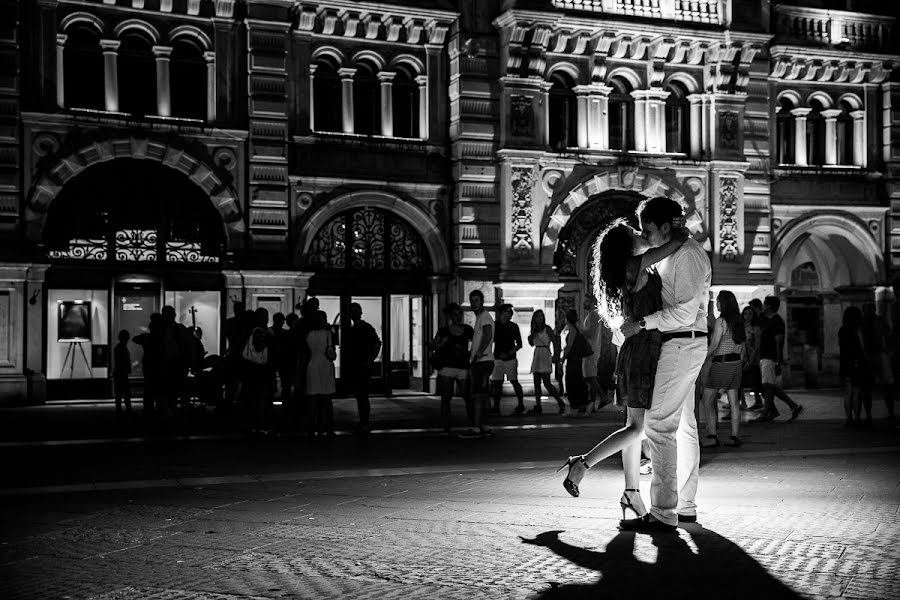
[739,306,764,411]
[527,309,564,415]
[305,309,336,437]
[561,309,590,415]
[490,304,526,416]
[464,290,494,438]
[113,329,132,416]
[431,302,474,435]
[751,296,804,423]
[347,302,382,434]
[839,306,868,427]
[699,290,745,448]
[861,302,890,425]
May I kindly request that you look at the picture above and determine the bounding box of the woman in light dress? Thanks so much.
[305,309,336,437]
[528,310,565,415]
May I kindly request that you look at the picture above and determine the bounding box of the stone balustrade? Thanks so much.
[773,4,893,52]
[550,0,724,25]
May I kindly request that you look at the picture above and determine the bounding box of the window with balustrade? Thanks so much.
[313,59,342,132]
[608,77,634,151]
[392,67,419,139]
[664,82,690,154]
[170,39,206,120]
[63,25,105,111]
[548,72,577,151]
[354,62,380,136]
[776,98,795,165]
[117,32,156,116]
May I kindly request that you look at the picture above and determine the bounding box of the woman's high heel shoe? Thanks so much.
[620,489,647,519]
[556,455,589,497]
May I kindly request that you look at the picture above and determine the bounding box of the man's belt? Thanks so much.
[712,353,741,362]
[660,330,707,343]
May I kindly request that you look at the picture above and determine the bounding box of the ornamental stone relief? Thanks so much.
[510,95,534,137]
[719,176,739,262]
[510,166,536,261]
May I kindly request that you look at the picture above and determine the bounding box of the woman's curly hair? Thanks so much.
[591,218,636,327]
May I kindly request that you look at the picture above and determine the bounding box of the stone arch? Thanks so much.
[297,190,450,274]
[546,61,581,85]
[113,19,160,44]
[663,72,700,95]
[838,92,863,111]
[806,90,833,110]
[773,211,884,290]
[60,12,105,35]
[606,67,642,91]
[168,25,213,51]
[389,54,425,76]
[25,137,244,249]
[776,89,802,107]
[351,49,387,71]
[311,46,345,67]
[541,168,688,269]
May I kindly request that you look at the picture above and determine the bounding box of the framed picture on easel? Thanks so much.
[58,300,92,342]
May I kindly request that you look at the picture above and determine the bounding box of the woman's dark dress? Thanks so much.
[839,325,869,389]
[615,269,664,409]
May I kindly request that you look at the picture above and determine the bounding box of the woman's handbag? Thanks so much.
[325,335,337,362]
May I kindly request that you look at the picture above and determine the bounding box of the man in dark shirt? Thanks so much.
[489,304,525,415]
[348,302,382,434]
[752,296,803,422]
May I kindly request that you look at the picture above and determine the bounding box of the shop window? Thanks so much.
[313,60,341,132]
[170,39,206,120]
[46,290,110,380]
[353,63,379,135]
[664,83,690,154]
[776,98,795,164]
[163,290,221,359]
[548,72,577,151]
[392,68,419,138]
[63,25,105,110]
[608,77,634,151]
[118,32,156,116]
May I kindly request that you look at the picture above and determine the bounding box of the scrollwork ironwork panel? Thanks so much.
[165,241,220,263]
[307,217,347,269]
[46,238,108,261]
[350,209,385,270]
[115,229,158,262]
[389,219,428,270]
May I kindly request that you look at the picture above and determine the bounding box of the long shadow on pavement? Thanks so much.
[522,526,802,599]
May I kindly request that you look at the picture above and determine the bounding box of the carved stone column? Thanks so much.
[55,34,66,108]
[821,108,842,165]
[338,67,356,134]
[791,107,812,167]
[308,64,317,130]
[416,75,428,140]
[204,51,216,122]
[633,89,670,153]
[100,39,120,112]
[688,94,703,158]
[632,91,647,152]
[378,71,395,137]
[851,110,867,167]
[153,45,172,117]
[574,84,611,149]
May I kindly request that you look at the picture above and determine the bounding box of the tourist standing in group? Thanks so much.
[861,302,890,425]
[242,326,274,434]
[581,296,609,412]
[490,304,526,416]
[752,296,803,423]
[113,330,133,416]
[133,313,163,417]
[347,302,382,434]
[527,309,564,415]
[739,306,764,411]
[305,308,337,437]
[699,290,746,448]
[431,302,475,435]
[465,290,494,438]
[561,309,590,415]
[839,305,868,427]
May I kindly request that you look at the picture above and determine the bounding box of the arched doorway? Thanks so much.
[40,158,227,398]
[773,212,885,386]
[302,205,435,394]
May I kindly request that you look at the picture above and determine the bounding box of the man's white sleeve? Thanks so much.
[643,249,707,332]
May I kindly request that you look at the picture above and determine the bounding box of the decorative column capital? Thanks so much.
[56,33,67,46]
[850,110,866,120]
[337,67,357,80]
[152,45,173,59]
[631,89,670,101]
[573,84,612,97]
[790,107,812,118]
[203,51,216,63]
[821,109,843,120]
[377,71,396,83]
[415,74,428,87]
[99,39,121,52]
[309,63,318,75]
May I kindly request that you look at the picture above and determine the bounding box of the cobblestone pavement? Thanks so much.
[2,443,899,599]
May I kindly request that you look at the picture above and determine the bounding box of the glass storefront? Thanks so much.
[47,289,110,380]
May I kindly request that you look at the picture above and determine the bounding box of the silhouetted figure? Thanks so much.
[113,329,132,415]
[527,309,563,415]
[306,309,336,437]
[562,309,589,414]
[752,296,803,423]
[491,304,525,415]
[242,327,274,434]
[861,302,890,424]
[839,305,867,427]
[347,302,382,434]
[431,302,474,435]
[223,301,248,411]
[133,312,163,418]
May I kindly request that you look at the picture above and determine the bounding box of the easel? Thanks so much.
[61,341,93,378]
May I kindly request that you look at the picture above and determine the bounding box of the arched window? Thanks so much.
[664,82,690,154]
[806,99,826,166]
[548,72,577,151]
[608,77,634,151]
[313,59,342,132]
[117,32,156,116]
[392,67,419,138]
[353,63,379,135]
[169,39,206,120]
[63,25,105,110]
[776,97,795,165]
[836,101,854,166]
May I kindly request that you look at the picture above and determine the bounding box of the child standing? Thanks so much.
[114,330,133,414]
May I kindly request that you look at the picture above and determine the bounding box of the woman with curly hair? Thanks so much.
[557,217,687,518]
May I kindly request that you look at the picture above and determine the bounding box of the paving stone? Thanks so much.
[843,576,900,599]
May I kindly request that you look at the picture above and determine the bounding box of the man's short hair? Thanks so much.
[764,296,780,311]
[444,302,462,314]
[639,197,683,229]
[350,302,362,312]
[499,303,513,314]
[469,290,484,301]
[748,298,762,310]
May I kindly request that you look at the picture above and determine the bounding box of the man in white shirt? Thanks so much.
[462,289,494,438]
[619,197,711,532]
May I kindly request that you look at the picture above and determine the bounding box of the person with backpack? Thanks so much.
[431,302,474,435]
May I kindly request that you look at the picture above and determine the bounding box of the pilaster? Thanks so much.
[709,161,751,284]
[791,107,812,167]
[0,0,21,233]
[100,39,120,113]
[152,45,172,118]
[574,84,612,150]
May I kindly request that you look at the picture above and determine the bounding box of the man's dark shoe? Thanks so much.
[746,403,765,411]
[619,514,676,532]
[677,514,698,523]
[750,411,778,423]
[789,405,804,422]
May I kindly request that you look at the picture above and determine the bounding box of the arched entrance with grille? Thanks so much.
[298,193,445,394]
